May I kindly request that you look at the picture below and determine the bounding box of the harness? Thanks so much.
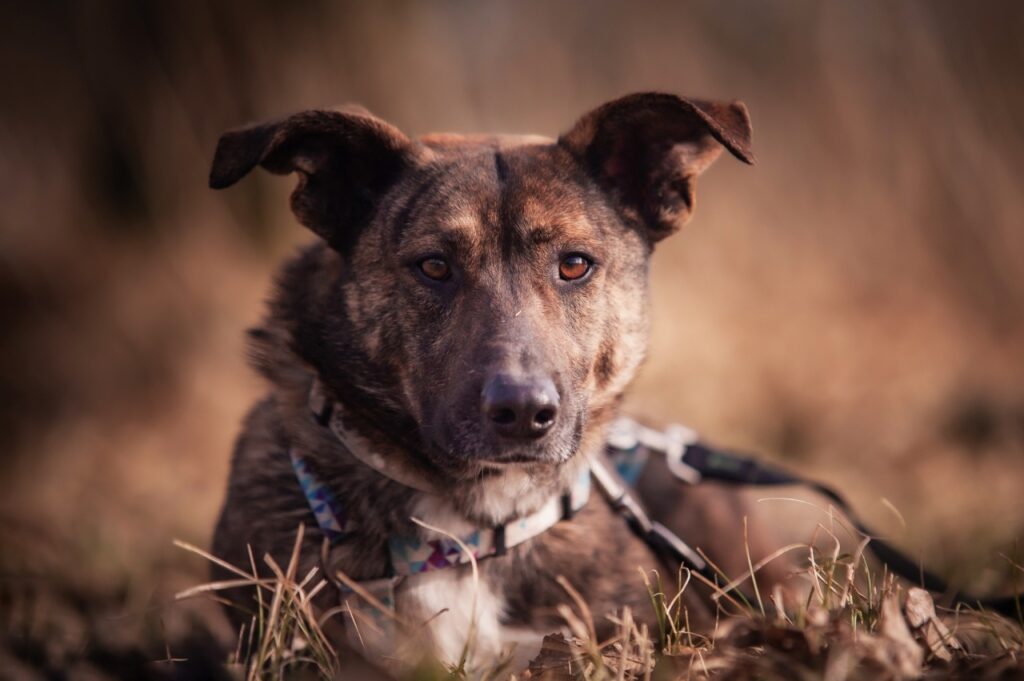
[602,418,1023,619]
[296,378,1022,638]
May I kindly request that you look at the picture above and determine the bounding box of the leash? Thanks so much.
[605,418,1024,619]
[588,457,712,580]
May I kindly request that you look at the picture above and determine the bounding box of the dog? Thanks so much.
[208,92,764,670]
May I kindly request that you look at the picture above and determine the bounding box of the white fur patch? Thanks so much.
[410,494,480,539]
[387,494,545,672]
[391,570,546,673]
[396,568,505,666]
[470,467,543,523]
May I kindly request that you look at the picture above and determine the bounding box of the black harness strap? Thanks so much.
[665,438,1023,619]
[589,459,719,586]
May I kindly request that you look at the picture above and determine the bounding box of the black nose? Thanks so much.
[482,374,560,439]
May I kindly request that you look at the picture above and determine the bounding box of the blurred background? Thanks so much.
[2,0,1023,675]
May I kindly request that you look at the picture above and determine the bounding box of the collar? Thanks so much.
[294,378,591,577]
[308,378,439,494]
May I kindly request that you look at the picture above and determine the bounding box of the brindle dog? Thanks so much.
[209,93,754,667]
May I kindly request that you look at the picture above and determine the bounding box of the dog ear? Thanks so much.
[560,92,754,241]
[209,107,416,251]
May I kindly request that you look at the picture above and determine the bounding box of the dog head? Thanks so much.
[211,93,752,481]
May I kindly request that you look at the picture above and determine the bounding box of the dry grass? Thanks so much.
[158,517,1023,681]
[527,534,1024,680]
[174,526,339,681]
[7,506,1017,679]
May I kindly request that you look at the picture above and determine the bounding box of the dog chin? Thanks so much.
[423,413,584,475]
[457,430,582,471]
[420,436,565,475]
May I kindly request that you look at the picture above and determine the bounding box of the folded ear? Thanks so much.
[559,92,754,242]
[209,107,416,251]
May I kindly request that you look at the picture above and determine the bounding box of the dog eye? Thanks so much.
[418,257,451,282]
[558,254,592,281]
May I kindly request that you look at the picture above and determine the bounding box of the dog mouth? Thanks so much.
[473,452,564,481]
[477,452,544,466]
[428,409,586,472]
[473,457,540,481]
[442,440,563,467]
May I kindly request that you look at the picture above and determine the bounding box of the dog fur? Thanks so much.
[209,93,757,668]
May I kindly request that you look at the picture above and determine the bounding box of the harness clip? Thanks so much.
[664,424,703,485]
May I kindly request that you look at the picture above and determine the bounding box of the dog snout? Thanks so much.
[481,374,560,439]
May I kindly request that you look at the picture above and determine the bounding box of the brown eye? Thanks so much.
[559,254,592,281]
[418,257,451,281]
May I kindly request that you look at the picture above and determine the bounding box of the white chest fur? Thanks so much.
[378,494,546,671]
[395,568,506,665]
